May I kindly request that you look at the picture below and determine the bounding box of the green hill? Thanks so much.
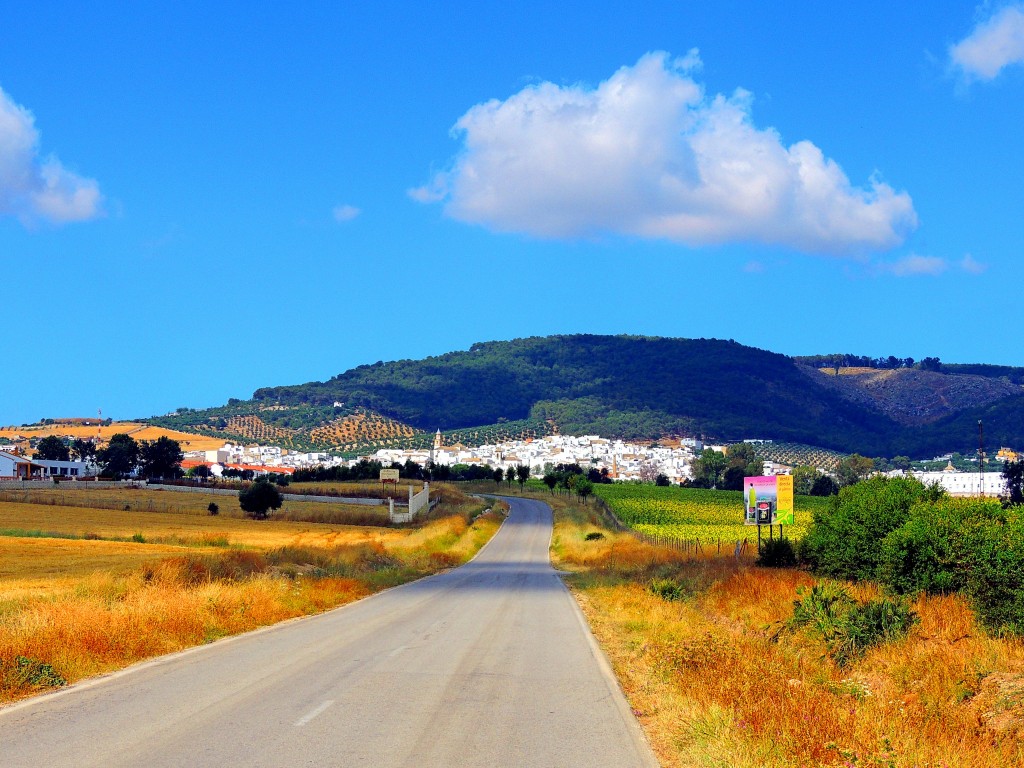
[147,335,1024,458]
[245,335,901,453]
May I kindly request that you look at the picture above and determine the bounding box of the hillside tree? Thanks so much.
[1004,460,1024,505]
[836,454,875,487]
[97,434,140,479]
[35,436,70,461]
[574,476,594,504]
[792,465,821,495]
[139,436,183,479]
[238,480,283,520]
[70,438,97,462]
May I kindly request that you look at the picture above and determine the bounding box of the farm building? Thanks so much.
[0,451,93,480]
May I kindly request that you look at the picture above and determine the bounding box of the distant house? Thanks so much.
[32,459,93,479]
[0,450,33,479]
[0,451,92,480]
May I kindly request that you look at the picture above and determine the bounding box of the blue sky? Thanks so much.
[2,2,1023,425]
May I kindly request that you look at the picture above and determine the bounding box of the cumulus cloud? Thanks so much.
[950,4,1024,81]
[410,52,917,255]
[0,86,102,225]
[332,203,361,222]
[879,254,948,277]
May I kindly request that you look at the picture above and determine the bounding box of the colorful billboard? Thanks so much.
[744,475,794,525]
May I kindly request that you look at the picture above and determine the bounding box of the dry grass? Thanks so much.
[0,485,504,704]
[0,486,392,526]
[0,499,404,550]
[546,492,1024,768]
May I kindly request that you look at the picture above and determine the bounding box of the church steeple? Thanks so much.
[434,429,443,450]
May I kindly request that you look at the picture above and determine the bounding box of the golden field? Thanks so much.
[0,484,504,703]
[0,422,224,451]
[542,490,1024,768]
[0,485,393,527]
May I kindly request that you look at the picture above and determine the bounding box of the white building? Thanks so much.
[906,470,1007,498]
[0,451,93,480]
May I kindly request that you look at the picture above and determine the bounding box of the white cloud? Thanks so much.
[950,5,1024,81]
[411,52,917,256]
[332,204,361,222]
[960,253,988,273]
[880,254,949,277]
[0,86,102,225]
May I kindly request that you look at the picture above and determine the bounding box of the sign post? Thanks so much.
[380,468,399,495]
[744,475,793,548]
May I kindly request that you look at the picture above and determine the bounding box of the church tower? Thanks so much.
[434,429,442,450]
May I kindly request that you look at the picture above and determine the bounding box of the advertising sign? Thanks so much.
[379,469,400,484]
[775,474,795,525]
[744,475,794,525]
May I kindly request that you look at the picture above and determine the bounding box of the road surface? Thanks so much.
[0,496,658,767]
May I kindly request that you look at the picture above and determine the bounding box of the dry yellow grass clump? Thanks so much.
[0,485,504,704]
[549,496,1024,768]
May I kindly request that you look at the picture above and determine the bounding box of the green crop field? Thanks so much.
[593,484,829,543]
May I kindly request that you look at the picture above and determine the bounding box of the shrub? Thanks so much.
[648,577,687,602]
[877,498,1024,634]
[584,531,605,541]
[207,502,219,516]
[756,537,798,568]
[3,656,66,689]
[786,582,916,666]
[800,476,943,581]
[878,498,1001,595]
[835,597,917,666]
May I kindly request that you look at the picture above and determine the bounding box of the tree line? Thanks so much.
[795,354,942,372]
[33,434,184,480]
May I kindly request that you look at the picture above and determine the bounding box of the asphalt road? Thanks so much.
[0,496,658,767]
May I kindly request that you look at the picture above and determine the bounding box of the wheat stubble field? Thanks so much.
[0,483,504,704]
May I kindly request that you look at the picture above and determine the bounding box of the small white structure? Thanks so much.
[0,451,32,479]
[389,483,432,524]
[0,452,93,480]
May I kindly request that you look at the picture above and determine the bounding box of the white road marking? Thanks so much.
[294,700,334,727]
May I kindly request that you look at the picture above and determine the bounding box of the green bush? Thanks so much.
[958,506,1024,634]
[756,537,798,568]
[648,578,687,602]
[878,498,1001,595]
[786,583,916,666]
[4,656,67,688]
[877,498,1024,634]
[800,476,943,581]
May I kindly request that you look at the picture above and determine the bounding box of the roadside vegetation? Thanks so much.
[537,484,1024,767]
[0,484,505,704]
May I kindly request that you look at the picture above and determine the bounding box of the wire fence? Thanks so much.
[593,496,752,559]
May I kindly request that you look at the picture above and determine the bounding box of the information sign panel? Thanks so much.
[744,475,793,525]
